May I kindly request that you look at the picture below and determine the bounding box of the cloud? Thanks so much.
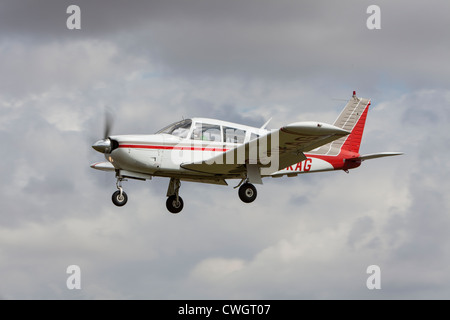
[3,0,450,89]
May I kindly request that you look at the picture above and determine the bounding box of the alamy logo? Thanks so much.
[366,265,381,290]
[366,5,381,30]
[66,265,81,290]
[66,5,81,30]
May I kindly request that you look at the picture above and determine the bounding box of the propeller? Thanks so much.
[103,110,113,139]
[92,109,115,153]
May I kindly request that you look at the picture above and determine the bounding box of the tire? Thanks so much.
[238,183,257,203]
[112,190,128,207]
[166,195,184,214]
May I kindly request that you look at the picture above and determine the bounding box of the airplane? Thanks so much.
[91,91,402,213]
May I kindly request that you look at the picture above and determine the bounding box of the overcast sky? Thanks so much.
[1,0,450,299]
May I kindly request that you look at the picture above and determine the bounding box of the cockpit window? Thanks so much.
[156,119,192,139]
[191,123,222,142]
[224,127,246,144]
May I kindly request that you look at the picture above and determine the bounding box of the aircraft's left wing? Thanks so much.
[181,122,349,176]
[90,161,115,171]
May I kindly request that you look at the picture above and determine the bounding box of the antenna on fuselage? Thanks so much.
[260,117,272,129]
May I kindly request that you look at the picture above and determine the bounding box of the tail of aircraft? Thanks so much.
[310,91,370,157]
[331,91,370,154]
[308,91,403,167]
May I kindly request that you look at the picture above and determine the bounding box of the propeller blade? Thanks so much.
[104,109,113,139]
[92,107,115,153]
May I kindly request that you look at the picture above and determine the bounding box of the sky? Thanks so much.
[1,0,450,299]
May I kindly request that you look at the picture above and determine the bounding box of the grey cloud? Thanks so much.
[347,216,375,249]
[2,0,450,89]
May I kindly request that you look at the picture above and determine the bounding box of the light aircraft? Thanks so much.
[91,92,402,213]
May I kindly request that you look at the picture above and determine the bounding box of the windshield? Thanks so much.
[156,119,192,139]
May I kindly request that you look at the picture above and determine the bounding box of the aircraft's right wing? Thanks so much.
[181,122,350,176]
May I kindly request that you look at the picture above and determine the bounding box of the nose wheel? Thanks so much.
[112,190,128,206]
[112,176,128,207]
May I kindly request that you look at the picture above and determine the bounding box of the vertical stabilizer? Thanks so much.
[310,92,370,156]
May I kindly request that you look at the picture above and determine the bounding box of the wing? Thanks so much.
[181,121,349,176]
[90,161,115,171]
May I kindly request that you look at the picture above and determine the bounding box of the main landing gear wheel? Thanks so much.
[112,190,128,207]
[166,195,184,214]
[238,183,257,203]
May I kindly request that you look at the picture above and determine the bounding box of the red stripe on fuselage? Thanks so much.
[119,144,229,152]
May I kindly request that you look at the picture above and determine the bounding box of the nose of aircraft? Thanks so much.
[92,138,111,153]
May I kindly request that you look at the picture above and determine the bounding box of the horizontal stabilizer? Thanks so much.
[357,152,403,161]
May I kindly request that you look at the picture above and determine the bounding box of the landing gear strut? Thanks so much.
[112,176,128,207]
[238,182,257,203]
[166,178,184,213]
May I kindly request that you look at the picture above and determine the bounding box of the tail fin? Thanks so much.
[311,92,370,156]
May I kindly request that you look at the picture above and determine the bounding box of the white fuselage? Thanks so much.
[95,117,353,183]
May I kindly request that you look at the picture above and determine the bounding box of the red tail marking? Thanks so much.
[340,102,370,154]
